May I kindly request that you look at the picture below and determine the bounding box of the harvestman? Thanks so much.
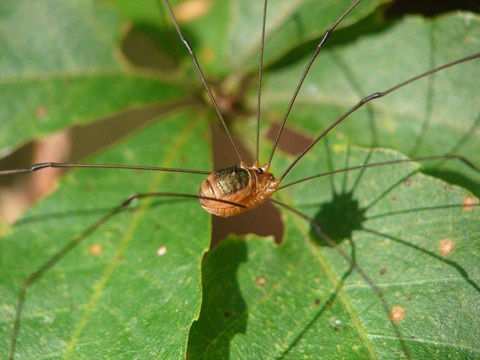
[1,0,480,358]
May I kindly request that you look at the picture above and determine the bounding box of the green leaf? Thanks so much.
[0,0,187,156]
[0,110,211,358]
[1,0,479,359]
[113,0,388,77]
[193,0,388,76]
[190,137,480,359]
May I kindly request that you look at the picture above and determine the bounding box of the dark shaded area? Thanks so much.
[386,0,480,19]
[424,169,480,199]
[210,124,284,246]
[266,123,313,156]
[268,0,479,72]
[187,237,248,359]
[212,202,283,247]
[311,191,366,246]
[124,23,254,121]
[122,24,182,72]
[267,9,387,72]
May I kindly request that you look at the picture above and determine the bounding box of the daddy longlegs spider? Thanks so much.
[1,0,480,358]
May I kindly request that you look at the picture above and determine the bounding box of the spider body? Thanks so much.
[199,161,279,216]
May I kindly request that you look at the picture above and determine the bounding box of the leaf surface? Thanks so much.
[0,0,479,359]
[0,110,211,358]
[0,0,186,156]
[188,136,480,359]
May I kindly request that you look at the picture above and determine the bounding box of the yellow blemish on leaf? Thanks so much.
[157,246,168,256]
[174,0,212,23]
[390,306,405,322]
[462,195,478,212]
[439,238,455,255]
[89,244,103,256]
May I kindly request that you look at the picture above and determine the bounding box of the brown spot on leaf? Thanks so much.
[174,0,212,23]
[256,276,266,286]
[439,238,455,255]
[157,246,168,256]
[390,306,405,322]
[462,196,478,212]
[89,244,102,256]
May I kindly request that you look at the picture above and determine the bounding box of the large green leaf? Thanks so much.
[1,0,479,359]
[190,137,480,359]
[0,110,211,358]
[0,0,187,156]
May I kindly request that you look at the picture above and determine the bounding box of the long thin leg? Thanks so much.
[255,0,269,164]
[0,162,210,176]
[268,0,363,165]
[160,0,242,162]
[277,154,479,191]
[278,52,480,182]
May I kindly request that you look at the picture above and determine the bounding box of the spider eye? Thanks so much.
[257,168,263,174]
